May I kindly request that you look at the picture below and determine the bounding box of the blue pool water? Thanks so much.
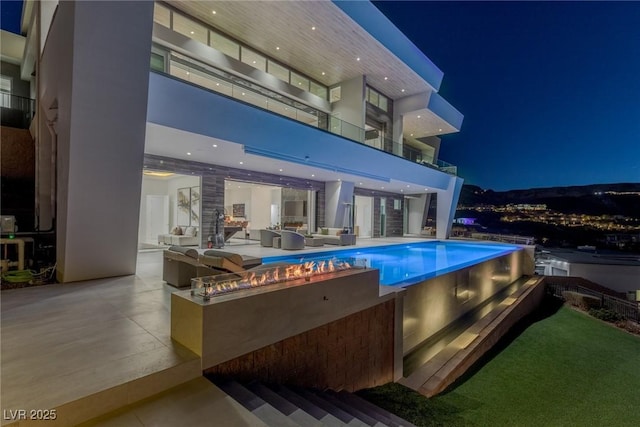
[262,241,520,287]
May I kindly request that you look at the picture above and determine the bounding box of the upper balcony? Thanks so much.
[151,45,457,176]
[146,71,456,192]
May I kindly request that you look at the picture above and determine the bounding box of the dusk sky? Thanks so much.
[2,1,638,191]
[374,1,640,191]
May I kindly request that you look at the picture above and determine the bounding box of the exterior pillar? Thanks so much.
[436,176,464,239]
[39,1,154,282]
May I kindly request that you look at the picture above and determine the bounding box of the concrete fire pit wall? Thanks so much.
[171,268,396,371]
[403,249,526,355]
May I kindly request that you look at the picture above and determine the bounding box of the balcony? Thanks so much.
[1,94,35,129]
[151,50,457,176]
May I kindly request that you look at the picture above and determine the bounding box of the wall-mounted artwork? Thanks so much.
[232,203,245,218]
[177,187,191,226]
[190,186,200,226]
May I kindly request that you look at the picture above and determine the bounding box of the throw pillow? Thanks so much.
[321,228,329,235]
[184,226,196,237]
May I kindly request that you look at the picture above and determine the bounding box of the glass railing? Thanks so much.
[0,94,35,129]
[152,50,457,176]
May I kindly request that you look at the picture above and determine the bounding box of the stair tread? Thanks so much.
[292,387,362,425]
[316,390,380,426]
[341,391,418,427]
[271,384,348,426]
[248,381,325,426]
[211,377,266,412]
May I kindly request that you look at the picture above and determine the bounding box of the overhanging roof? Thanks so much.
[169,0,442,99]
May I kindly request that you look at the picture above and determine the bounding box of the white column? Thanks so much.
[40,1,154,282]
[324,181,355,229]
[436,176,464,239]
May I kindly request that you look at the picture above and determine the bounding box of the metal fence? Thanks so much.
[546,281,640,322]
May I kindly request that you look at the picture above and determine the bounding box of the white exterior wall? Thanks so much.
[40,1,154,282]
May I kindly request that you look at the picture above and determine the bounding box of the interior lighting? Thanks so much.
[384,77,388,80]
[356,57,361,61]
[212,144,217,147]
[212,10,216,15]
[321,72,325,76]
[190,31,194,34]
[311,26,316,30]
[276,46,280,50]
[279,168,283,172]
[417,115,421,118]
[438,128,442,132]
[143,171,175,178]
[401,89,405,92]
[239,161,244,165]
[186,152,191,155]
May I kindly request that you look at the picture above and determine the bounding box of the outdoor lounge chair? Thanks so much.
[162,246,262,288]
[279,230,305,250]
[260,229,281,247]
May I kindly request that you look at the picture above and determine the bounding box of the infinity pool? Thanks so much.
[262,241,520,287]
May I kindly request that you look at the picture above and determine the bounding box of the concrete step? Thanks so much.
[291,386,369,427]
[211,378,299,427]
[247,381,324,427]
[337,390,418,427]
[271,384,347,427]
[314,390,384,427]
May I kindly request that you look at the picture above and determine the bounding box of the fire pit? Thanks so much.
[191,257,366,301]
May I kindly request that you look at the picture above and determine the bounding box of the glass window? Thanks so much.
[369,89,379,106]
[310,81,327,100]
[379,96,388,112]
[0,75,11,108]
[241,47,266,72]
[268,60,289,83]
[150,52,165,72]
[210,31,239,60]
[173,14,207,44]
[290,72,309,91]
[153,3,170,28]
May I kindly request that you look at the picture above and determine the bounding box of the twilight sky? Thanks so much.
[374,1,640,191]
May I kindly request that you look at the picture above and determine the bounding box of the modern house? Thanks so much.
[3,0,463,283]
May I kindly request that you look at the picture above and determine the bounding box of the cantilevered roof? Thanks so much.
[169,0,443,99]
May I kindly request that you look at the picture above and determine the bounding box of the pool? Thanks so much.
[262,241,521,287]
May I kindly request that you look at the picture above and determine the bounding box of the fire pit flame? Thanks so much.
[194,257,361,300]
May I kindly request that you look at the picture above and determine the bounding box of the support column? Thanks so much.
[436,176,464,239]
[324,181,355,229]
[40,1,154,282]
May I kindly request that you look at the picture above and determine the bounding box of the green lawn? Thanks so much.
[358,301,640,427]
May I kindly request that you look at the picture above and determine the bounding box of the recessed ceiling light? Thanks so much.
[216,83,219,86]
[359,182,363,185]
[311,174,315,177]
[356,57,361,61]
[417,115,421,118]
[212,144,217,147]
[252,61,256,64]
[239,161,243,165]
[410,133,414,137]
[384,77,388,80]
[311,26,316,30]
[186,71,190,75]
[276,46,280,50]
[279,168,283,172]
[401,89,405,92]
[186,152,191,155]
[381,186,385,189]
[212,10,216,15]
[407,185,410,187]
[438,128,442,132]
[190,31,194,34]
[241,92,245,95]
[401,189,404,192]
[321,72,325,76]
